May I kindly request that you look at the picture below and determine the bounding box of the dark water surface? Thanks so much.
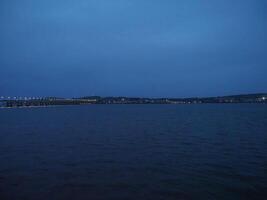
[0,105,266,200]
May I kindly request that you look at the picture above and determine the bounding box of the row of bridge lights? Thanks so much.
[0,96,44,100]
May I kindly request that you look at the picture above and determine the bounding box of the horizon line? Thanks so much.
[1,92,267,100]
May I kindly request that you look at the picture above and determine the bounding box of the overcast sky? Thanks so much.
[1,0,267,97]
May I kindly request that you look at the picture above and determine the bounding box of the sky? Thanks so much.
[0,0,267,98]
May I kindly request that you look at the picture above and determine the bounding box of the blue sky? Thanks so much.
[0,0,266,97]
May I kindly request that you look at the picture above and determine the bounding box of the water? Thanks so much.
[0,104,266,200]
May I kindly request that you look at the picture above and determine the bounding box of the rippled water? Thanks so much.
[0,104,267,200]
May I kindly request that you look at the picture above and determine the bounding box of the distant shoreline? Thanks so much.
[0,102,266,110]
[0,93,266,108]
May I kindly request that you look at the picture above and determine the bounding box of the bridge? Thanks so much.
[0,97,97,108]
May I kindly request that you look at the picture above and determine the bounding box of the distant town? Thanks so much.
[0,93,266,108]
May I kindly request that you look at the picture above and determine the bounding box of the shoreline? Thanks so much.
[0,102,266,109]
